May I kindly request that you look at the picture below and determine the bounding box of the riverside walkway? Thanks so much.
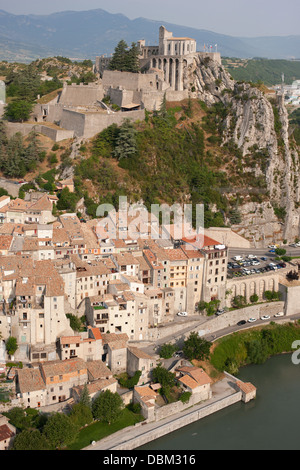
[83,377,242,451]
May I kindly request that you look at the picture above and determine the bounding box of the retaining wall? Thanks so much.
[108,392,242,450]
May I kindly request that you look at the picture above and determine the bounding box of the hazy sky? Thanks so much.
[0,0,299,37]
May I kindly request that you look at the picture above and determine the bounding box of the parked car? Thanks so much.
[233,256,243,261]
[177,311,188,316]
[274,312,284,317]
[269,249,276,253]
[216,309,225,316]
[248,318,257,323]
[268,245,277,249]
[173,351,183,358]
[261,315,270,321]
[237,320,246,326]
[247,254,256,259]
[261,257,268,261]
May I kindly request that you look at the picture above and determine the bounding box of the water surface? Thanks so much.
[139,354,300,450]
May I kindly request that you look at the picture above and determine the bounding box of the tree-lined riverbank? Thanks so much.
[210,320,300,375]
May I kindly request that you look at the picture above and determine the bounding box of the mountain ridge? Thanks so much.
[0,9,299,62]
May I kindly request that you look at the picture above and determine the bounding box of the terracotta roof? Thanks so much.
[74,377,117,396]
[86,360,112,381]
[28,194,52,212]
[41,358,87,378]
[128,347,152,360]
[101,332,129,345]
[177,366,212,387]
[236,381,257,394]
[88,327,102,341]
[114,252,139,266]
[0,235,13,250]
[17,367,46,394]
[60,335,81,345]
[143,249,163,269]
[135,385,158,399]
[0,424,14,442]
[178,374,199,389]
[182,234,222,249]
[164,248,188,261]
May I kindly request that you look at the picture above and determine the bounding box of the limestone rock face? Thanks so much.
[186,54,300,246]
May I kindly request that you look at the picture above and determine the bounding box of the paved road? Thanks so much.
[204,313,300,342]
[141,311,300,356]
[229,246,300,260]
[0,178,24,197]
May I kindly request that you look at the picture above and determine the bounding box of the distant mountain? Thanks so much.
[0,9,299,62]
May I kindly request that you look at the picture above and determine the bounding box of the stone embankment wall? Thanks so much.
[154,389,212,421]
[145,300,285,343]
[107,392,242,450]
[204,301,285,336]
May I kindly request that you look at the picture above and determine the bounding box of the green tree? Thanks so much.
[113,119,138,161]
[69,403,93,428]
[179,391,192,404]
[159,343,177,359]
[43,412,78,449]
[6,65,42,101]
[66,313,82,332]
[250,293,259,303]
[183,332,212,361]
[197,300,207,313]
[6,336,18,357]
[109,40,140,73]
[57,187,79,212]
[4,100,34,122]
[92,390,124,424]
[108,40,129,72]
[12,429,50,450]
[152,365,176,392]
[232,295,247,309]
[264,290,282,301]
[126,42,140,73]
[79,384,92,409]
[246,339,269,365]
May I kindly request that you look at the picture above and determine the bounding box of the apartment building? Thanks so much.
[183,234,228,304]
[0,194,55,225]
[16,358,88,408]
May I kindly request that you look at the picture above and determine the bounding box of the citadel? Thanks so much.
[27,26,221,140]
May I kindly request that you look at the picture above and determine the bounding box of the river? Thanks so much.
[139,354,300,450]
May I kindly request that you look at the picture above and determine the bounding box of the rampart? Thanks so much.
[58,83,104,107]
[60,108,145,138]
[5,122,74,142]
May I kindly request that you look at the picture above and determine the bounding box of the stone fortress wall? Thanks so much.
[8,26,221,140]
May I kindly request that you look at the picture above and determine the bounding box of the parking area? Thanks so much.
[227,253,287,279]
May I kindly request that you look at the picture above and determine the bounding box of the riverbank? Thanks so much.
[83,377,247,450]
[210,320,300,374]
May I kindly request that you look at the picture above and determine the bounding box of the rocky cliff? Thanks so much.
[186,54,299,246]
